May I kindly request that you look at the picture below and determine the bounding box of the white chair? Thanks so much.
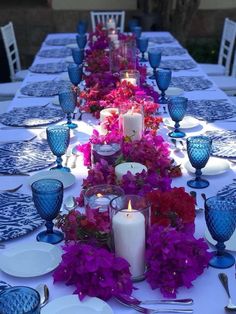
[90,11,125,32]
[0,81,22,101]
[1,22,28,82]
[200,18,236,76]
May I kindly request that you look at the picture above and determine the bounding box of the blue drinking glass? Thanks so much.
[76,34,87,49]
[187,136,212,189]
[132,26,142,38]
[77,21,87,34]
[155,68,172,104]
[128,19,139,32]
[205,196,236,268]
[72,48,84,65]
[59,90,78,129]
[31,179,64,244]
[137,37,149,62]
[168,96,188,138]
[0,286,41,314]
[46,125,70,172]
[148,48,162,79]
[68,63,83,87]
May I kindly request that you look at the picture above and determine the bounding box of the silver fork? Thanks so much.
[127,304,193,313]
[71,154,79,169]
[64,148,72,167]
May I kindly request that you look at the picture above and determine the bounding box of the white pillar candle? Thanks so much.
[123,109,143,140]
[115,162,147,181]
[100,108,119,135]
[120,73,137,86]
[112,207,146,278]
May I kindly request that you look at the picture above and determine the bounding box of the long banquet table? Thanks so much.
[1,31,236,314]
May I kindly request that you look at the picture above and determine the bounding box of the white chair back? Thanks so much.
[218,18,236,75]
[90,11,125,32]
[1,22,21,81]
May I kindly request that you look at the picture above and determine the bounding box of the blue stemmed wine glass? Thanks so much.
[148,48,162,79]
[68,63,83,87]
[168,96,188,138]
[205,196,236,268]
[155,68,172,104]
[76,34,87,49]
[72,48,84,65]
[77,21,87,34]
[137,37,149,62]
[59,90,78,129]
[47,125,70,172]
[187,136,212,189]
[132,26,142,38]
[128,19,139,32]
[31,178,64,244]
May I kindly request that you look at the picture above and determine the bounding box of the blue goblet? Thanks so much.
[68,63,83,87]
[168,96,188,138]
[77,21,87,34]
[59,90,78,129]
[205,196,236,268]
[137,37,149,62]
[47,125,70,172]
[72,48,84,65]
[148,48,162,79]
[155,68,172,104]
[132,26,142,38]
[76,34,87,49]
[187,136,212,189]
[128,19,139,32]
[31,178,64,244]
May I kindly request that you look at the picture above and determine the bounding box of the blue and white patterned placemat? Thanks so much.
[20,80,72,97]
[0,192,43,242]
[0,140,55,174]
[45,37,76,46]
[205,130,236,158]
[217,181,236,200]
[30,62,68,74]
[156,47,187,56]
[0,106,64,127]
[38,47,72,58]
[187,99,236,121]
[149,36,175,44]
[170,76,213,91]
[160,59,197,71]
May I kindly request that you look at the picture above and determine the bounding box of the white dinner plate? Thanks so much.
[157,87,184,96]
[28,170,76,189]
[65,56,74,63]
[185,157,230,176]
[0,242,62,277]
[41,295,114,314]
[164,116,199,129]
[205,228,236,252]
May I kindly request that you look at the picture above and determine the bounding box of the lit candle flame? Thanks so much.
[125,72,129,79]
[97,193,103,198]
[128,200,132,211]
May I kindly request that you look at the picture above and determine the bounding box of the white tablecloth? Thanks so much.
[1,32,236,314]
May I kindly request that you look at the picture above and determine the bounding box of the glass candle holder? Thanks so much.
[110,194,150,281]
[91,142,121,166]
[0,286,41,314]
[100,107,119,135]
[108,29,119,43]
[120,69,140,86]
[109,39,136,73]
[84,184,124,213]
[119,101,144,141]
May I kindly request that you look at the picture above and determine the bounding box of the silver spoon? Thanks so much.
[116,294,193,305]
[218,273,236,312]
[35,284,49,308]
[0,184,23,193]
[189,191,204,212]
[64,195,77,211]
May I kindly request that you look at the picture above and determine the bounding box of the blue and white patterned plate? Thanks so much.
[217,181,236,200]
[45,37,76,46]
[187,99,236,121]
[170,76,213,91]
[160,60,197,71]
[0,192,43,242]
[154,47,187,56]
[0,140,55,174]
[20,80,72,97]
[0,106,64,127]
[149,36,175,44]
[205,130,236,158]
[38,47,72,58]
[30,62,68,74]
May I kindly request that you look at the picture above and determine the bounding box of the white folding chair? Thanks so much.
[200,18,236,76]
[1,22,28,82]
[90,11,125,32]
